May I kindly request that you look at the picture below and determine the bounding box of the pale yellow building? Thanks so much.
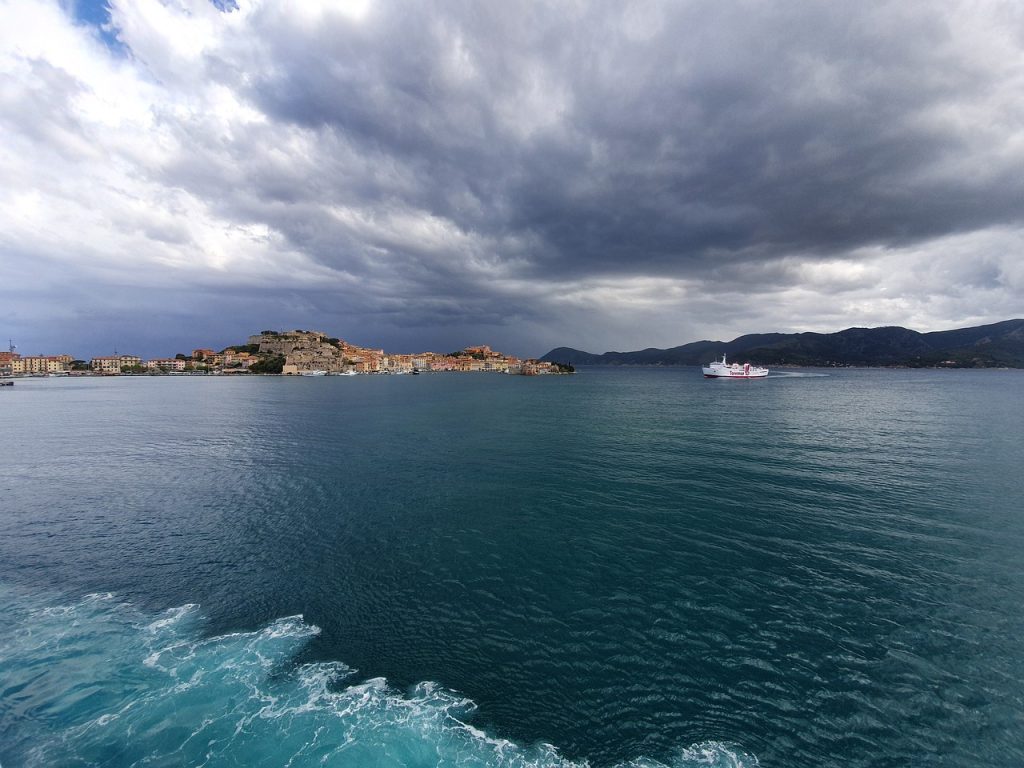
[91,355,141,373]
[144,358,186,371]
[10,355,72,374]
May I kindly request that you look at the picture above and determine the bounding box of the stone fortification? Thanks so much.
[248,331,344,372]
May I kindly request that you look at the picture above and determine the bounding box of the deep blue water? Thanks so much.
[1,368,1023,767]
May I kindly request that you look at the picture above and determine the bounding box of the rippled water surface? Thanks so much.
[2,369,1023,767]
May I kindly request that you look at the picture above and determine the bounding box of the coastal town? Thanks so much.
[0,330,573,378]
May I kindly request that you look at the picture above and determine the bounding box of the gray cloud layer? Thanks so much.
[2,0,1023,357]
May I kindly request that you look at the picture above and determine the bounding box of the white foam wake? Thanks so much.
[0,586,758,768]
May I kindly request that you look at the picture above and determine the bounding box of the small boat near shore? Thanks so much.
[702,355,769,379]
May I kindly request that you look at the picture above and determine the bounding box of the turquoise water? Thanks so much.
[1,369,1023,766]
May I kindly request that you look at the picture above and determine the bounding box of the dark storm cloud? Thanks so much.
[230,0,1024,283]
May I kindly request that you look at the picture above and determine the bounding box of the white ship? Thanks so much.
[702,354,769,379]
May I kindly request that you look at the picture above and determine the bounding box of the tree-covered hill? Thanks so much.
[540,320,1024,368]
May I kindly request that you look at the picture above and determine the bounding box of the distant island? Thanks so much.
[540,319,1024,369]
[0,330,573,377]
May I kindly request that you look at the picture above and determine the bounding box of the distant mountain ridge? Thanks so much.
[540,319,1024,368]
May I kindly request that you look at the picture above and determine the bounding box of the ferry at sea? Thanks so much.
[702,354,769,378]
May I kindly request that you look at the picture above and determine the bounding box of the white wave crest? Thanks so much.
[145,603,199,633]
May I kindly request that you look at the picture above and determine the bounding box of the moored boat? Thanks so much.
[702,354,768,379]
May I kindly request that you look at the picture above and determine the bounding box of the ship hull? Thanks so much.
[702,370,769,378]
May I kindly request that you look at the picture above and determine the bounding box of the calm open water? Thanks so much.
[1,368,1023,767]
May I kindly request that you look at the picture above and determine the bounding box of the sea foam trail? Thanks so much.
[0,586,757,768]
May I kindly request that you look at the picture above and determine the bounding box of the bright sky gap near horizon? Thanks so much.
[2,1,1024,358]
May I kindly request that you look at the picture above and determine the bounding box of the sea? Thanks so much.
[1,367,1022,767]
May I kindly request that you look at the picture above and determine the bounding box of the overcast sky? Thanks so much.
[2,0,1023,358]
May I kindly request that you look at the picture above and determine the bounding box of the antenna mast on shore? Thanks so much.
[8,339,15,354]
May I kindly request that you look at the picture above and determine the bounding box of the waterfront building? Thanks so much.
[145,358,186,371]
[386,354,413,373]
[10,355,72,374]
[91,355,141,374]
[354,358,383,373]
[223,351,256,368]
